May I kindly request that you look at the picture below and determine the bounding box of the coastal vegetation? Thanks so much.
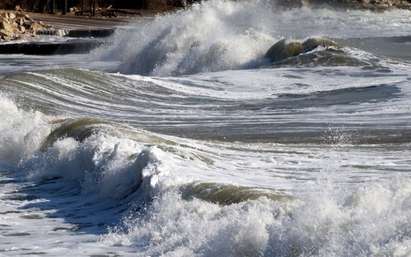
[1,0,411,14]
[0,0,195,13]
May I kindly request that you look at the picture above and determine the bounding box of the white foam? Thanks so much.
[103,179,411,257]
[1,78,411,256]
[95,0,411,76]
[94,0,276,76]
[1,2,411,254]
[0,94,50,167]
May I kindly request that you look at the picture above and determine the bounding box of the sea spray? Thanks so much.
[95,0,411,76]
[102,179,411,257]
[0,95,50,167]
[1,70,411,256]
[1,2,411,255]
[96,0,277,75]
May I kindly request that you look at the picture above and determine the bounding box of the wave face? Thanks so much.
[2,67,411,144]
[1,1,411,256]
[1,93,411,257]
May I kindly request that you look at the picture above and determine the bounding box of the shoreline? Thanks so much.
[0,10,151,54]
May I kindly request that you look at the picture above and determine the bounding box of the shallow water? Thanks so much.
[1,1,411,256]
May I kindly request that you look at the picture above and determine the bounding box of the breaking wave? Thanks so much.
[95,0,411,76]
[1,1,411,255]
[107,181,411,257]
[1,94,411,257]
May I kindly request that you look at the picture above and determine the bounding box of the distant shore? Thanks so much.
[26,10,154,31]
[0,0,410,54]
[0,9,153,44]
[2,0,411,34]
[0,9,144,54]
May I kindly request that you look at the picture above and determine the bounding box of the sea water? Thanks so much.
[1,1,411,256]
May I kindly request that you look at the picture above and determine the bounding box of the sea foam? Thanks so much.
[95,0,411,76]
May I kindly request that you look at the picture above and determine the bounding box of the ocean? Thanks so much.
[0,1,411,256]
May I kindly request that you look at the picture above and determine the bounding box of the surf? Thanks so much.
[1,0,411,256]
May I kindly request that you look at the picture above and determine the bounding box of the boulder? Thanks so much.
[8,12,16,20]
[302,37,338,52]
[0,20,14,33]
[265,37,339,63]
[30,22,44,33]
[265,39,304,62]
[24,14,33,22]
[272,48,370,67]
[17,18,24,26]
[0,20,17,40]
[0,10,53,42]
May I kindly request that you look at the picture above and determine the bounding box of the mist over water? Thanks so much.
[1,0,411,256]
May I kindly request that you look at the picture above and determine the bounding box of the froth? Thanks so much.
[0,95,50,167]
[96,0,275,76]
[0,96,171,200]
[105,180,411,257]
[22,135,159,199]
[95,0,411,76]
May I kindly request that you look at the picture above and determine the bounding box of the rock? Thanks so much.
[24,14,33,22]
[265,37,340,63]
[272,48,370,67]
[30,22,44,33]
[0,20,15,35]
[23,21,32,29]
[0,10,53,42]
[302,37,338,52]
[17,18,24,26]
[0,30,9,40]
[266,37,372,68]
[8,12,16,20]
[265,39,304,62]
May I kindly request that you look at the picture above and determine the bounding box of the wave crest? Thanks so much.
[96,0,275,75]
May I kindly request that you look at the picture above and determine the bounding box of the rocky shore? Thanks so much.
[0,10,53,41]
[0,9,118,54]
